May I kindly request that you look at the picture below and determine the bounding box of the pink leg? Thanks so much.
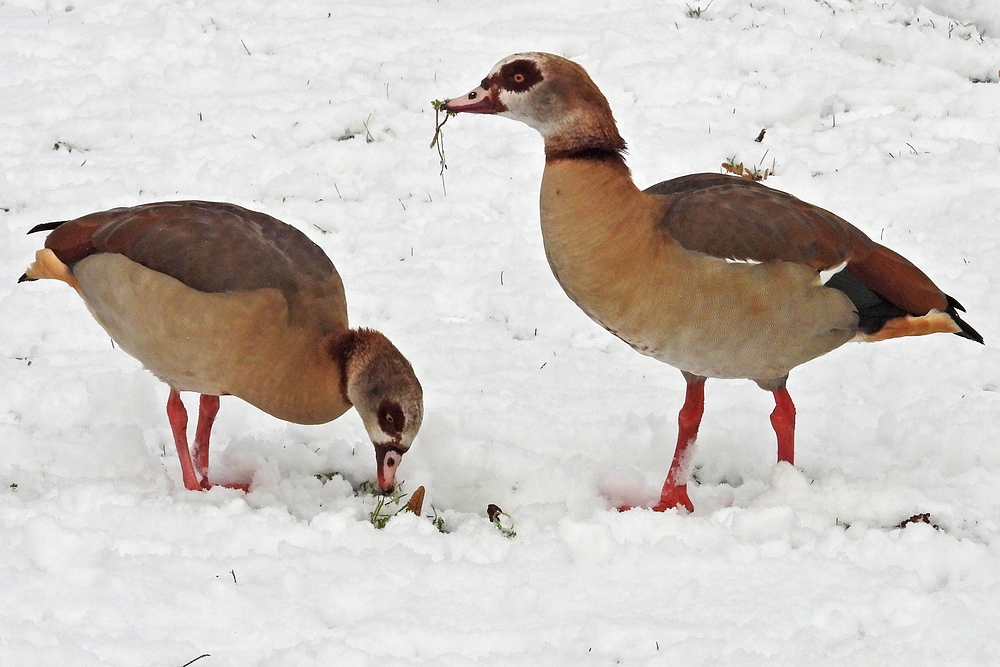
[653,375,706,513]
[193,394,220,487]
[166,389,202,491]
[193,394,249,492]
[771,387,796,465]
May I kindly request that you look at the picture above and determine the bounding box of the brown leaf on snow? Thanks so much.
[406,485,426,515]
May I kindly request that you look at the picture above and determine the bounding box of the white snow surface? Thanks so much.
[2,0,1000,664]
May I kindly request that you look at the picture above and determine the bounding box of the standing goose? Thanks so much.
[442,52,982,512]
[20,200,422,492]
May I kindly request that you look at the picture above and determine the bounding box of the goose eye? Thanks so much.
[500,60,541,92]
[378,402,405,435]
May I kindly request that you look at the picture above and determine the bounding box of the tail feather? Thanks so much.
[947,298,984,344]
[834,242,982,345]
[21,248,81,291]
[828,254,982,345]
[20,220,67,284]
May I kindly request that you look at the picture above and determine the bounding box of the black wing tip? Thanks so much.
[17,273,34,283]
[946,294,966,313]
[26,220,64,235]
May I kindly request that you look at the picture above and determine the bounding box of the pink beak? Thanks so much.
[374,445,403,491]
[441,86,502,114]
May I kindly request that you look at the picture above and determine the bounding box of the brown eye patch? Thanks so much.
[499,59,542,93]
[378,401,405,436]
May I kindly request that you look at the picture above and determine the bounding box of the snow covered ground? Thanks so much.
[2,0,1000,664]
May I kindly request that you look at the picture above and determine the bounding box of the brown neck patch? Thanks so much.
[545,146,628,164]
[327,329,359,405]
[531,55,628,161]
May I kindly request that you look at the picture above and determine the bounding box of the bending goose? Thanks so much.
[443,52,982,512]
[20,200,422,492]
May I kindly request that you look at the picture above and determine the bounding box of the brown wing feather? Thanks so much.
[40,201,347,323]
[43,201,331,291]
[845,243,948,314]
[648,173,873,270]
[648,173,952,316]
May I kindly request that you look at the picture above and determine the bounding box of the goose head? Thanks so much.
[338,329,423,491]
[442,52,626,155]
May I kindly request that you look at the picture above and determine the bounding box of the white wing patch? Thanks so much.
[819,261,848,284]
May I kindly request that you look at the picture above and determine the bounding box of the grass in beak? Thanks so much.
[430,100,456,195]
